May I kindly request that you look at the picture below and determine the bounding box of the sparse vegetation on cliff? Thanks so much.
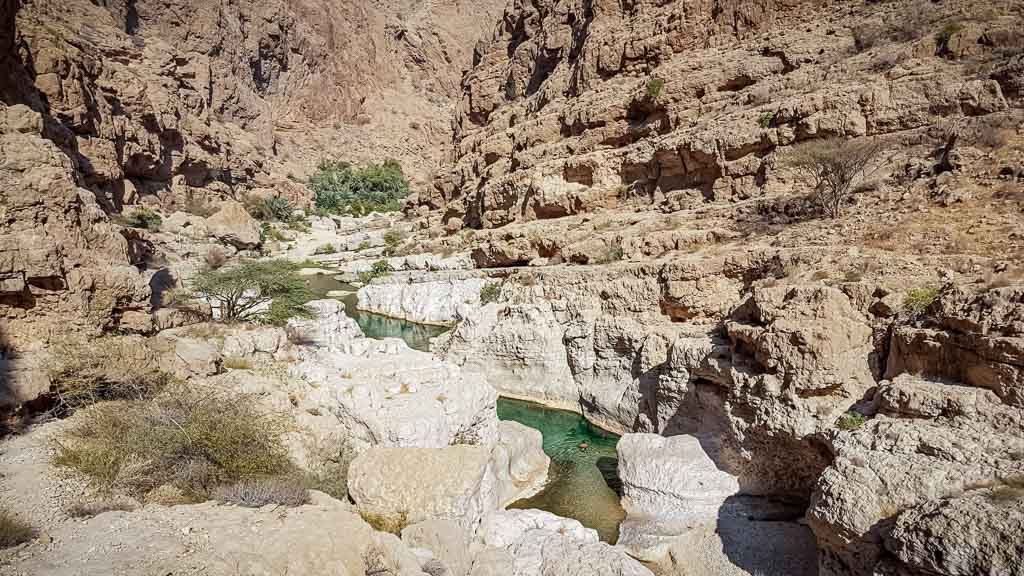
[311,159,410,216]
[357,260,393,284]
[119,208,162,230]
[789,137,885,219]
[479,282,502,304]
[645,77,665,99]
[836,411,868,431]
[903,286,940,315]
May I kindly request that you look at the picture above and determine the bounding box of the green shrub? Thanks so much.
[356,241,372,252]
[836,411,868,431]
[935,21,963,49]
[383,230,405,256]
[121,208,162,230]
[645,77,665,99]
[48,337,171,413]
[357,260,393,285]
[0,509,34,549]
[260,223,288,243]
[191,259,314,325]
[479,282,502,305]
[54,383,294,500]
[759,111,776,128]
[245,195,295,223]
[310,159,410,216]
[903,287,940,315]
[314,243,337,255]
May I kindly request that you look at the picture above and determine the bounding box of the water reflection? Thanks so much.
[497,397,625,543]
[303,273,447,353]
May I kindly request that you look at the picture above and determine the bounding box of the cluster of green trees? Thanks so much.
[310,159,410,216]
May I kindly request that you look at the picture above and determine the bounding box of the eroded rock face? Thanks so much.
[357,271,488,325]
[808,375,1024,576]
[284,300,499,449]
[419,0,1015,231]
[0,104,150,348]
[886,286,1024,406]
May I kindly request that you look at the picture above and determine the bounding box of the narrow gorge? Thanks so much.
[1,0,1023,575]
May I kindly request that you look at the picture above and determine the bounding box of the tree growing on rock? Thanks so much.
[191,259,314,324]
[790,137,885,218]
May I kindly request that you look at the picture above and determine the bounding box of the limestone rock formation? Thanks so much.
[616,433,740,562]
[808,374,1024,576]
[0,103,150,346]
[474,510,655,576]
[348,447,494,534]
[0,492,428,576]
[357,271,488,325]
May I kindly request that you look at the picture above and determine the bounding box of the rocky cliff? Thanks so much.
[415,0,1021,231]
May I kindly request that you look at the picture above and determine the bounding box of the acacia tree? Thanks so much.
[790,137,885,218]
[191,259,313,324]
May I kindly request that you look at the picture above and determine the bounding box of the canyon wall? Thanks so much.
[415,0,1019,231]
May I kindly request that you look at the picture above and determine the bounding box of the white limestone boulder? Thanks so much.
[474,510,654,576]
[616,433,740,562]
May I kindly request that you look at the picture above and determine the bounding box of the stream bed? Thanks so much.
[304,272,626,542]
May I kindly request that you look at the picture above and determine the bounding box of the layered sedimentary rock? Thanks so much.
[417,0,1017,230]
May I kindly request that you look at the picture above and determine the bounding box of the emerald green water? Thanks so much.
[497,397,625,543]
[305,272,625,541]
[303,274,447,352]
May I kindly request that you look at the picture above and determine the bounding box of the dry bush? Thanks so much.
[0,509,34,549]
[54,383,294,500]
[213,477,309,508]
[223,357,253,370]
[48,337,171,413]
[66,500,135,518]
[789,138,886,218]
[852,2,938,52]
[204,246,228,270]
[364,546,398,576]
[360,511,408,535]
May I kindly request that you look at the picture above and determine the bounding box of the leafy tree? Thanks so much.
[790,137,884,218]
[310,160,410,216]
[191,259,314,324]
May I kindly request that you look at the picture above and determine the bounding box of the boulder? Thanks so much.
[206,201,260,249]
[285,299,365,352]
[474,510,654,576]
[151,331,223,379]
[883,490,1024,576]
[492,421,550,505]
[347,445,503,532]
[616,433,740,562]
[402,519,472,576]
